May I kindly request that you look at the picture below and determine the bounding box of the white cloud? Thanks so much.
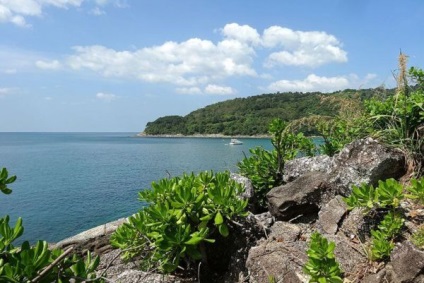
[63,24,346,89]
[221,23,261,45]
[96,92,117,102]
[26,23,349,94]
[36,60,62,70]
[0,0,127,26]
[204,84,236,95]
[268,74,351,93]
[67,38,257,86]
[262,26,347,67]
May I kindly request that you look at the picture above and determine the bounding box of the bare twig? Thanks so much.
[31,246,74,283]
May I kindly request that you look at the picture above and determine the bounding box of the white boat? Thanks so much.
[229,138,243,145]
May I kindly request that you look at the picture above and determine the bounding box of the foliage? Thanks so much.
[343,178,404,211]
[303,232,343,283]
[343,178,412,261]
[237,118,314,210]
[0,167,103,282]
[411,225,424,250]
[143,89,387,136]
[369,212,404,260]
[110,171,248,273]
[365,58,424,176]
[0,168,16,195]
[405,177,424,204]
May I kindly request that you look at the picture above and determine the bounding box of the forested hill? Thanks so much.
[143,88,389,136]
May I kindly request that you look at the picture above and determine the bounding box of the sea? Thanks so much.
[0,132,273,244]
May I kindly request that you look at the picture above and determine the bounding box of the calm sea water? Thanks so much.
[0,133,272,243]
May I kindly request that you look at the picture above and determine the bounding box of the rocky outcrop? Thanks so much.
[246,138,423,283]
[57,138,421,283]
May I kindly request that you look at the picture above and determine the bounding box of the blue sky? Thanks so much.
[0,0,423,132]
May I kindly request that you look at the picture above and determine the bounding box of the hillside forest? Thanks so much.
[143,88,394,136]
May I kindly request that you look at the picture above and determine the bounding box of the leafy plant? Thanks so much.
[111,171,248,273]
[343,178,407,261]
[238,118,314,210]
[0,167,103,282]
[303,232,343,283]
[369,212,404,261]
[343,183,377,211]
[405,177,424,204]
[343,178,403,211]
[0,168,16,195]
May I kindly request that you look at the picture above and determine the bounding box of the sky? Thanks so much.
[0,0,423,132]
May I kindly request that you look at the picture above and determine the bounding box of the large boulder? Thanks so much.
[330,137,406,196]
[267,172,337,222]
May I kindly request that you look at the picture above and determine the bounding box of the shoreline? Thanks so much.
[135,132,271,139]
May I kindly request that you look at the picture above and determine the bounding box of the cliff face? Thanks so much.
[57,138,424,283]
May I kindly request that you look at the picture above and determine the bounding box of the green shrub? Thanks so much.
[110,171,248,273]
[238,118,314,209]
[0,168,102,282]
[343,178,409,261]
[343,178,403,211]
[370,212,404,261]
[405,177,424,204]
[303,232,343,283]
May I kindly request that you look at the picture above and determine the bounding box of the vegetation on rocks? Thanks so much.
[303,232,343,283]
[110,171,248,274]
[237,118,315,210]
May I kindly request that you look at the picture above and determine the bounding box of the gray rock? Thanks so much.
[330,137,406,196]
[283,155,333,182]
[362,266,397,283]
[97,249,182,283]
[391,241,424,282]
[267,172,337,222]
[246,223,307,283]
[231,173,254,200]
[317,196,348,235]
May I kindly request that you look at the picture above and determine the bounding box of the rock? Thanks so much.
[269,221,302,242]
[97,249,184,283]
[231,173,254,200]
[325,234,367,280]
[390,241,424,282]
[53,218,127,255]
[231,173,260,213]
[203,215,265,283]
[246,222,307,283]
[362,266,397,283]
[246,222,366,283]
[317,196,348,235]
[331,137,406,196]
[248,211,274,231]
[267,172,337,222]
[283,155,333,182]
